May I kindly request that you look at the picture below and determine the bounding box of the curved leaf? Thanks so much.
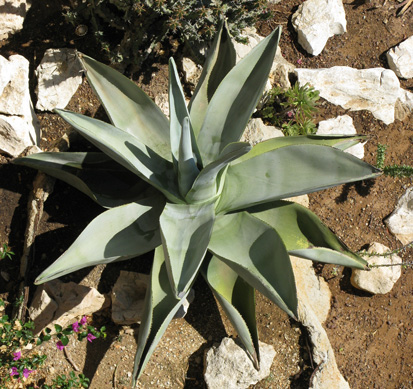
[201,256,260,368]
[160,202,215,297]
[55,109,182,203]
[185,142,251,204]
[235,134,369,164]
[132,246,189,385]
[80,54,171,160]
[208,212,297,318]
[196,27,282,165]
[35,197,165,284]
[246,200,367,269]
[188,20,236,137]
[216,144,381,213]
[14,152,147,208]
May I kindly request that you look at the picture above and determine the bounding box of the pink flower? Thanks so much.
[13,351,21,361]
[286,110,294,118]
[86,333,96,343]
[10,367,19,377]
[297,58,303,65]
[56,340,65,350]
[72,321,80,333]
[79,316,87,326]
[23,368,33,378]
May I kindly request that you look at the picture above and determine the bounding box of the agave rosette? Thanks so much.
[15,23,381,385]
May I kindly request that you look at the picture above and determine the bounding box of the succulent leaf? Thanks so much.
[216,144,381,213]
[160,202,215,297]
[246,200,367,269]
[196,26,282,165]
[208,212,298,319]
[80,54,171,160]
[132,246,189,385]
[188,20,236,137]
[55,109,183,203]
[35,197,165,284]
[202,256,260,368]
[13,152,147,208]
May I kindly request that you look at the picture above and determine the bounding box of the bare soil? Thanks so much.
[0,1,412,388]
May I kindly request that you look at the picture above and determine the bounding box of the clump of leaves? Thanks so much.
[65,0,272,71]
[0,243,14,260]
[260,83,320,136]
[44,371,90,389]
[376,143,413,178]
[15,22,380,386]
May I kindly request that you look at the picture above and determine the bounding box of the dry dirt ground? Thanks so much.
[0,1,412,388]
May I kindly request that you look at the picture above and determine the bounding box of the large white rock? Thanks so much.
[386,36,413,79]
[292,0,347,56]
[35,49,83,111]
[29,279,109,334]
[241,118,283,145]
[204,338,275,389]
[317,115,365,159]
[0,0,32,40]
[351,242,402,294]
[385,187,413,245]
[296,67,413,124]
[0,54,40,156]
[291,256,349,389]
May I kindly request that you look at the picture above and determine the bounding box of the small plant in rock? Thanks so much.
[65,0,272,70]
[0,243,14,260]
[15,22,380,386]
[260,83,320,136]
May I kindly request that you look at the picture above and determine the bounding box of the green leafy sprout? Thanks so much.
[376,143,413,178]
[0,243,15,260]
[14,23,381,386]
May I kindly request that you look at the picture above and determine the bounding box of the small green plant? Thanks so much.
[44,371,90,388]
[376,143,413,178]
[15,23,380,386]
[65,0,272,70]
[260,83,320,136]
[0,243,14,260]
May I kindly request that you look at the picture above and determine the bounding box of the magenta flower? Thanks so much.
[56,340,65,350]
[13,351,21,361]
[297,58,303,65]
[79,316,87,326]
[86,333,96,343]
[10,367,19,377]
[286,110,294,118]
[72,321,80,333]
[23,368,33,378]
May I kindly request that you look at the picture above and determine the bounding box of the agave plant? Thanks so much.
[15,23,380,385]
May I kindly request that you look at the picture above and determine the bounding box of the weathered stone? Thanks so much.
[0,0,32,40]
[233,28,264,63]
[183,57,202,86]
[35,49,83,111]
[291,256,349,389]
[241,118,283,145]
[29,279,108,334]
[286,194,310,208]
[111,271,149,325]
[317,115,365,159]
[0,54,40,156]
[204,338,275,389]
[154,93,169,117]
[386,36,413,79]
[296,66,413,124]
[351,242,402,294]
[292,0,346,56]
[269,53,295,90]
[385,187,413,245]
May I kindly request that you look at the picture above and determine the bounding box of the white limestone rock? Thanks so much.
[292,0,347,56]
[0,54,40,156]
[386,36,413,79]
[35,49,83,111]
[29,279,109,334]
[351,242,402,294]
[241,118,283,145]
[296,66,413,124]
[154,93,169,117]
[233,27,264,63]
[291,255,350,389]
[317,115,365,159]
[385,187,413,245]
[204,338,275,389]
[0,0,32,40]
[183,57,202,86]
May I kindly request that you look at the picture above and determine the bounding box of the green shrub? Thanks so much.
[15,23,380,386]
[65,0,272,70]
